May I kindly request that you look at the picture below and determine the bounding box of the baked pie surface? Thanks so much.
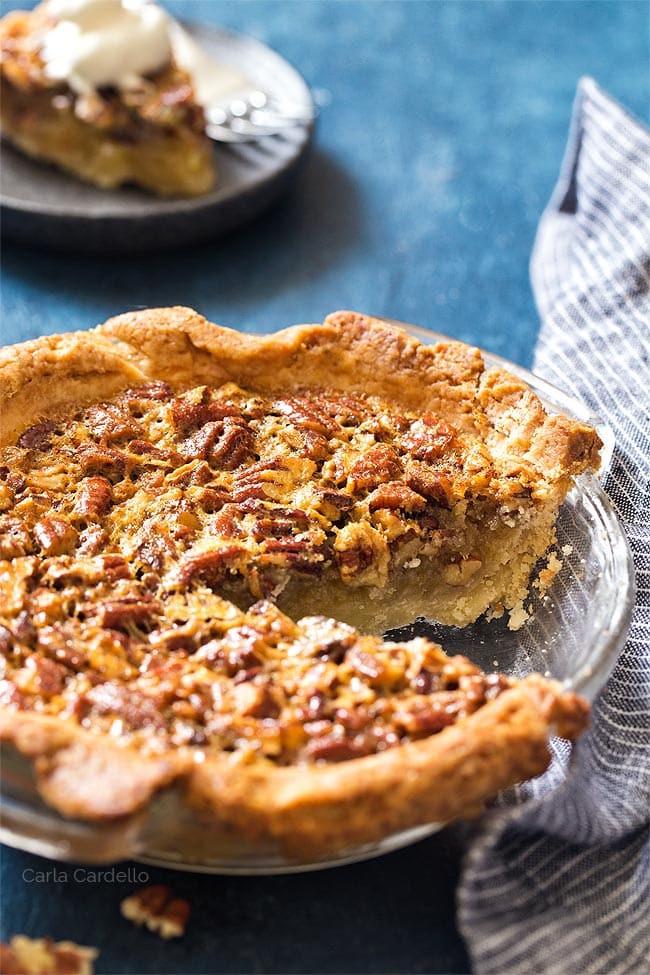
[0,308,597,857]
[0,5,216,196]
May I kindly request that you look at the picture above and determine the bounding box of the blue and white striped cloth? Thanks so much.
[458,79,650,975]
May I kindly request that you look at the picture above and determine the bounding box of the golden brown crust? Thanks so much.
[0,711,177,819]
[186,678,584,858]
[0,309,597,857]
[0,678,588,858]
[0,307,602,477]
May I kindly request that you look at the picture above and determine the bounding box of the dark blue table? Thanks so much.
[1,2,647,972]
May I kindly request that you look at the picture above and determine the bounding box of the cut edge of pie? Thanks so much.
[0,7,216,197]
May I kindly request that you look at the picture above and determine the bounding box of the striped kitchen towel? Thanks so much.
[458,78,650,975]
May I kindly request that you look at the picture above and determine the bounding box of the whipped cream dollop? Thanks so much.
[41,0,172,94]
[40,0,246,101]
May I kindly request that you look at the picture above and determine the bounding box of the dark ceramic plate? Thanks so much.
[0,22,314,255]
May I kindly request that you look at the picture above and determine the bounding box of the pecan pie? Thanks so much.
[0,309,597,857]
[0,4,216,196]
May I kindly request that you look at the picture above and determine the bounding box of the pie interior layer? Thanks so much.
[0,308,597,856]
[0,6,216,196]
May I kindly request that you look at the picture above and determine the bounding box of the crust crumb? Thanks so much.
[534,550,563,594]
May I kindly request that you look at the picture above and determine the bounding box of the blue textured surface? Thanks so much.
[0,2,648,973]
[2,1,648,366]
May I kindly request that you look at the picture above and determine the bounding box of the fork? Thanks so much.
[204,89,316,143]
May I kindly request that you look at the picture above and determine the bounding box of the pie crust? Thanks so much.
[0,308,597,858]
[0,5,216,196]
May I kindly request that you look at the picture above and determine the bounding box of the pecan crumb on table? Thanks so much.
[0,936,97,975]
[121,884,191,939]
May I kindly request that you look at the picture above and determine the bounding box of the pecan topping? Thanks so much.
[230,680,280,719]
[303,734,373,762]
[195,486,229,512]
[25,653,66,695]
[0,679,25,709]
[393,701,458,735]
[209,415,255,469]
[334,522,389,584]
[272,396,339,460]
[346,646,385,681]
[77,524,109,555]
[179,415,254,469]
[0,374,588,771]
[0,624,13,653]
[197,628,263,675]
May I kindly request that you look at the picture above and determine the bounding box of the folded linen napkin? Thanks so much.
[458,78,650,975]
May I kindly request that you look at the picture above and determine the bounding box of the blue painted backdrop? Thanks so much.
[1,1,647,366]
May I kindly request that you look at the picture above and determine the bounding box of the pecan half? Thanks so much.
[400,415,457,462]
[230,680,280,719]
[367,481,427,512]
[84,682,165,730]
[33,516,77,556]
[347,444,403,492]
[303,734,373,762]
[121,885,190,939]
[175,546,246,588]
[197,627,264,675]
[124,380,173,402]
[25,653,66,695]
[393,701,458,735]
[86,403,142,442]
[171,389,240,430]
[77,524,109,555]
[73,476,113,518]
[79,597,161,631]
[0,515,32,558]
[271,397,339,460]
[405,462,455,507]
[209,415,255,469]
[77,443,129,481]
[17,420,59,451]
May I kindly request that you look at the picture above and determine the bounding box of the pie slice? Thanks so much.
[0,308,597,858]
[0,5,216,196]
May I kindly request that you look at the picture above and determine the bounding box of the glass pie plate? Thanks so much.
[0,323,635,874]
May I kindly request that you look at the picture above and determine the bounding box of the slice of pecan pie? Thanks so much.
[0,308,596,857]
[0,4,216,196]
